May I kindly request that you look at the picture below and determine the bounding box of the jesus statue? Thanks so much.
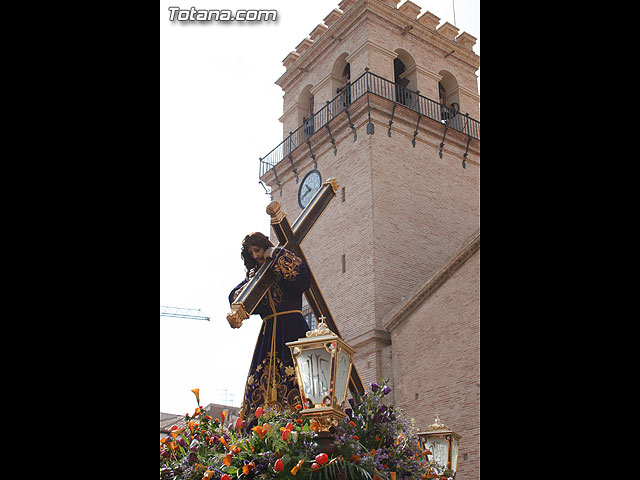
[228,231,311,427]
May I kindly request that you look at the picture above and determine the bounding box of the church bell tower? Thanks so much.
[258,0,479,475]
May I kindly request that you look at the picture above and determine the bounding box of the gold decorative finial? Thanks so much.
[306,315,335,337]
[428,415,448,431]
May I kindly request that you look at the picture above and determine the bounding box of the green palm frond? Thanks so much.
[310,458,387,480]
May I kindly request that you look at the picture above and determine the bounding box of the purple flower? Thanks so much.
[382,385,392,395]
[370,383,379,392]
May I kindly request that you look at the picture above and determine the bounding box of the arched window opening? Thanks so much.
[337,63,351,109]
[393,49,418,109]
[330,53,350,118]
[298,84,315,140]
[438,70,461,125]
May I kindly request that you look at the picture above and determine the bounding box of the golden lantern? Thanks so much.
[417,416,462,478]
[286,317,355,433]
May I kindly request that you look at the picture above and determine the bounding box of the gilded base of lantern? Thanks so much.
[300,406,347,432]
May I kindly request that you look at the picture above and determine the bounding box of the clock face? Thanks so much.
[298,170,322,208]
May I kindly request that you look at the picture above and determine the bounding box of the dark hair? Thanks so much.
[241,232,274,271]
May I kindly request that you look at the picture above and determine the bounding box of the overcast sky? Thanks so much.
[160,0,479,415]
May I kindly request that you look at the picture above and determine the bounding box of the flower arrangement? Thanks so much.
[160,382,453,480]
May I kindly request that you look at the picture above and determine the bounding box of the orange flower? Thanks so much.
[296,418,303,424]
[242,462,255,475]
[223,452,233,466]
[187,420,199,434]
[262,423,271,434]
[195,407,202,415]
[220,410,227,425]
[252,425,265,440]
[170,428,184,439]
[350,455,361,463]
[205,415,212,421]
[295,404,302,410]
[353,435,359,441]
[291,458,305,475]
[202,471,214,480]
[191,388,200,404]
[218,436,228,448]
[349,421,356,427]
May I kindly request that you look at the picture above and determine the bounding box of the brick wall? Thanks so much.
[389,249,480,480]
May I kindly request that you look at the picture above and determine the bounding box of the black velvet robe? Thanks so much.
[229,247,311,427]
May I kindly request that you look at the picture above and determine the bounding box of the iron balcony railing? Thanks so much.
[259,69,480,178]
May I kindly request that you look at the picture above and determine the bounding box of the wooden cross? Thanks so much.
[226,178,365,395]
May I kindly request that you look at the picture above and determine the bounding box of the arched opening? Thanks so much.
[298,84,315,139]
[331,53,351,115]
[393,49,418,108]
[438,70,461,123]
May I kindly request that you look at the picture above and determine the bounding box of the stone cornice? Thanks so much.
[346,39,398,64]
[384,230,480,333]
[310,72,343,96]
[457,84,480,102]
[348,327,392,350]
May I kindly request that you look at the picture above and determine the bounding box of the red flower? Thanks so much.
[255,407,263,418]
[285,422,294,431]
[311,462,320,471]
[349,421,356,427]
[221,475,231,480]
[315,453,329,465]
[295,404,302,410]
[282,428,291,441]
[274,459,284,472]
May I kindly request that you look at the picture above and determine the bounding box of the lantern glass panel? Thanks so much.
[426,437,449,469]
[297,347,332,405]
[451,438,459,471]
[334,348,350,406]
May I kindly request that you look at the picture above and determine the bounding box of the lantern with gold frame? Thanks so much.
[417,416,462,478]
[286,317,355,431]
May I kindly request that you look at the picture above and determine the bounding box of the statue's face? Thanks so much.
[248,245,266,266]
